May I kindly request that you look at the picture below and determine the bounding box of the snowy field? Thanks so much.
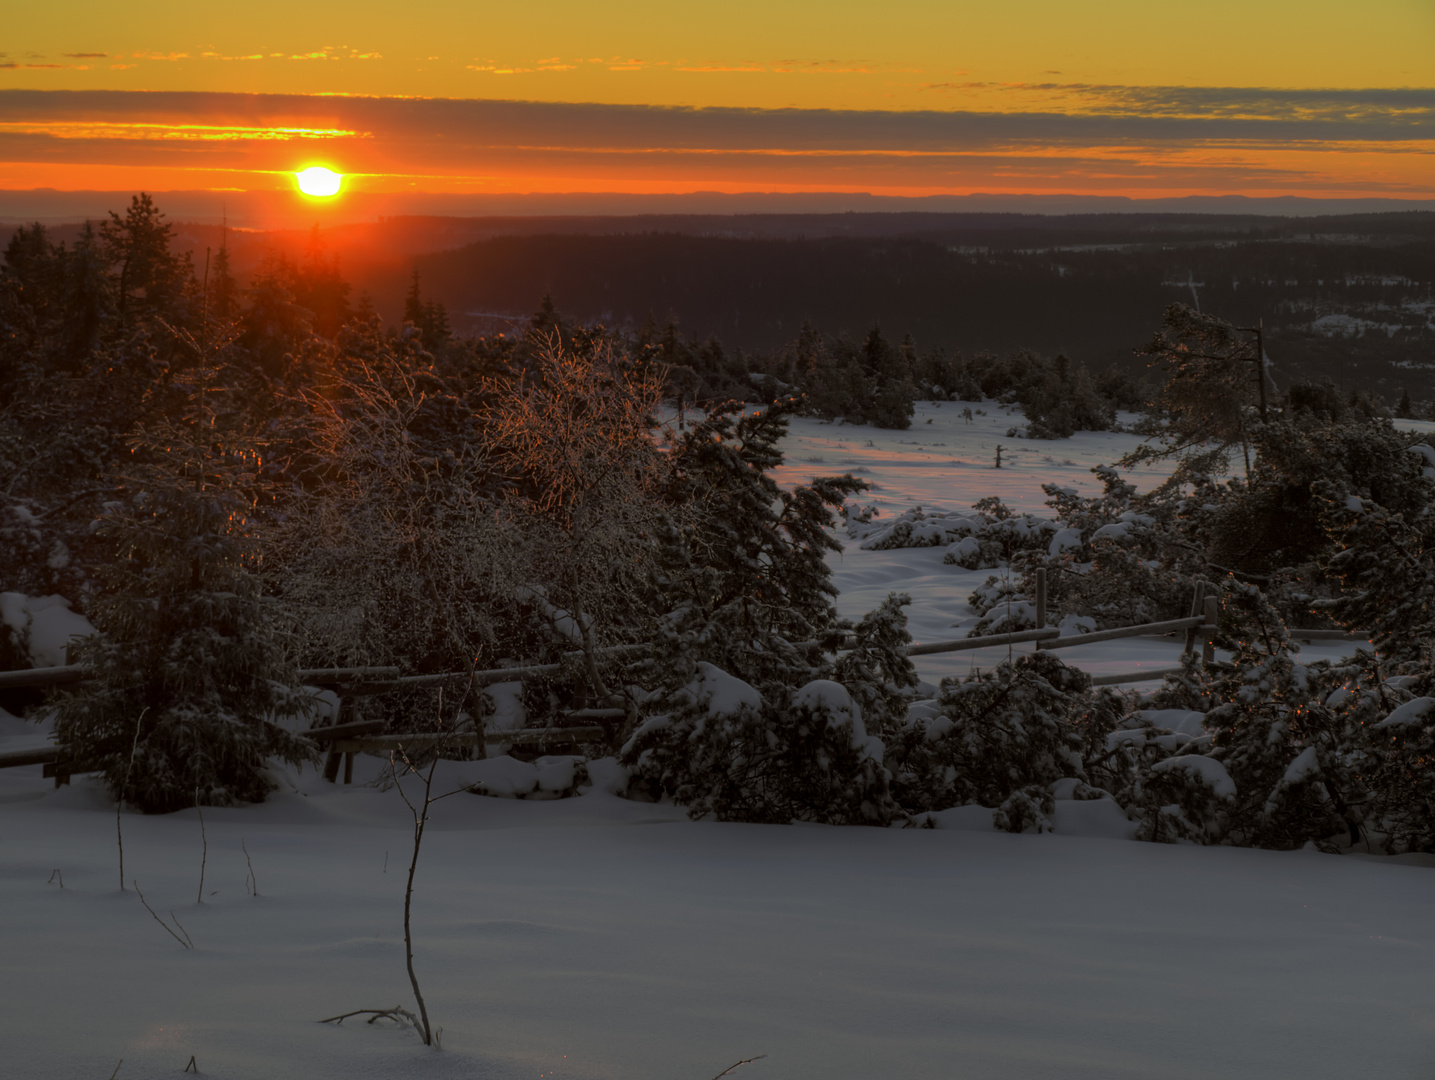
[3,402,1435,1080]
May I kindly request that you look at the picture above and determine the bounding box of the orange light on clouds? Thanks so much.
[295,166,342,196]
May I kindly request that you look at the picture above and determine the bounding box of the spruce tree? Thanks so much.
[99,193,192,329]
[53,338,312,813]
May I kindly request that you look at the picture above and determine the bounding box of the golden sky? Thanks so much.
[3,0,1433,204]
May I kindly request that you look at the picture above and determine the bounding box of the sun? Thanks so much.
[296,166,342,198]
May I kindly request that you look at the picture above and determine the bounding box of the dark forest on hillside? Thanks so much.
[410,218,1435,398]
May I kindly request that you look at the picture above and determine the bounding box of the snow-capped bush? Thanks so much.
[620,663,896,825]
[861,507,982,550]
[1005,466,1211,632]
[883,651,1101,832]
[1129,583,1367,849]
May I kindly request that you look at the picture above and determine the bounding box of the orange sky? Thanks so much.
[3,1,1433,208]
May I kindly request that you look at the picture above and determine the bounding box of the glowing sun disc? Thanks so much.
[296,166,342,197]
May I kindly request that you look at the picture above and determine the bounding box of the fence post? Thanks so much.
[322,696,351,784]
[1201,595,1219,666]
[1034,567,1047,649]
[1182,581,1207,658]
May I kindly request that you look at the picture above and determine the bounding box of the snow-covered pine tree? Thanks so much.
[54,336,313,813]
[1009,465,1211,632]
[622,400,916,824]
[636,398,864,696]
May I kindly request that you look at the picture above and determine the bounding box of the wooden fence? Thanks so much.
[0,577,1371,785]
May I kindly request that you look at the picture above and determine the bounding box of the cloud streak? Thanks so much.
[921,82,1435,126]
[0,88,1430,197]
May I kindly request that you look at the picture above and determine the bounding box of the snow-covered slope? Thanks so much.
[4,756,1435,1080]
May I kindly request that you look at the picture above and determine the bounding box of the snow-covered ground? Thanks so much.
[3,402,1434,1080]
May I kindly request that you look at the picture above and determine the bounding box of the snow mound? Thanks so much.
[1151,755,1236,799]
[793,679,883,762]
[1048,526,1083,556]
[483,680,527,733]
[467,754,589,799]
[0,592,94,668]
[1375,697,1435,730]
[1139,709,1207,737]
[679,662,763,717]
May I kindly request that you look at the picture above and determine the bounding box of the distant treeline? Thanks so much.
[631,311,1142,434]
[411,224,1435,399]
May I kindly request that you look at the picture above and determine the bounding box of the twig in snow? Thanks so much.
[170,910,195,949]
[242,838,258,896]
[195,788,207,904]
[133,880,191,949]
[184,1054,198,1073]
[108,1061,123,1080]
[329,703,468,1050]
[391,743,443,1046]
[318,1006,422,1031]
[48,869,63,888]
[117,708,147,891]
[709,1055,767,1080]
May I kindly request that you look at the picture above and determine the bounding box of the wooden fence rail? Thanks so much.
[0,578,1376,786]
[0,587,1369,697]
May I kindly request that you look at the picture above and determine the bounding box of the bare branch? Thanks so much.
[710,1055,768,1079]
[133,881,191,949]
[318,1006,422,1031]
[242,838,258,896]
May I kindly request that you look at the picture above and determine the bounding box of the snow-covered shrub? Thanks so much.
[967,575,1020,616]
[860,506,980,550]
[620,664,895,825]
[1130,583,1366,849]
[1136,754,1236,845]
[968,597,1040,637]
[940,511,1060,571]
[841,502,881,540]
[1008,466,1210,631]
[1365,688,1435,852]
[1085,707,1205,816]
[883,651,1096,831]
